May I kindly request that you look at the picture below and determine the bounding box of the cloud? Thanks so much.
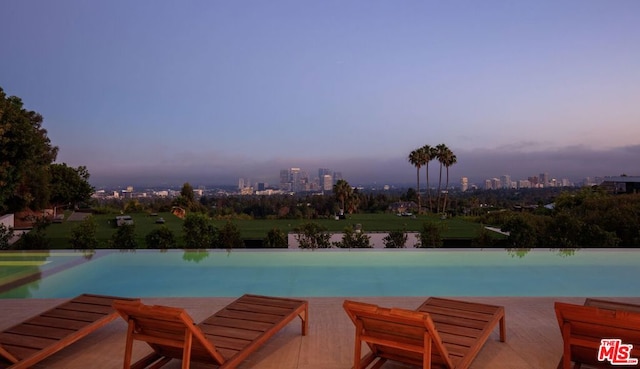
[85,144,640,188]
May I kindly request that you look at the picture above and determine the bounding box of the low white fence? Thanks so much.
[287,232,421,249]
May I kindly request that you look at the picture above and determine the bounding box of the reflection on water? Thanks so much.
[182,249,209,263]
[506,247,580,258]
[0,251,49,298]
[506,248,531,258]
[82,249,96,260]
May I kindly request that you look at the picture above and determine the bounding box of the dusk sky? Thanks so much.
[2,1,639,188]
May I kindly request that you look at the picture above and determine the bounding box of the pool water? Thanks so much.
[1,249,639,298]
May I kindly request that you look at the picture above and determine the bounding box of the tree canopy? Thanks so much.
[49,163,94,209]
[0,87,58,212]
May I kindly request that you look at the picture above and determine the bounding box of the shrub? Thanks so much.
[70,216,99,249]
[0,223,14,250]
[294,222,331,249]
[145,226,176,249]
[218,221,244,249]
[183,213,217,248]
[264,228,288,248]
[334,226,372,248]
[383,230,408,248]
[111,224,138,249]
[415,221,443,248]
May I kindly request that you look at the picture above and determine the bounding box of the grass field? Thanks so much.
[42,212,487,249]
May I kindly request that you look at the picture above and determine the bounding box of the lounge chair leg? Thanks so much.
[499,315,506,342]
[123,319,136,369]
[181,329,193,369]
[300,303,309,336]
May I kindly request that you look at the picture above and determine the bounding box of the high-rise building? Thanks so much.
[333,171,343,183]
[323,174,333,191]
[500,175,511,189]
[460,177,469,192]
[279,169,290,190]
[484,179,492,190]
[539,172,549,187]
[318,168,331,183]
[491,178,501,190]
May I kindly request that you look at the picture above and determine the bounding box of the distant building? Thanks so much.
[460,177,469,192]
[323,174,333,191]
[484,179,492,190]
[600,176,640,194]
[500,175,511,189]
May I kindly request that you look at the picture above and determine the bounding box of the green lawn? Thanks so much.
[43,212,486,249]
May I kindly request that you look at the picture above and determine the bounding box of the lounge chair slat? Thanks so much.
[430,322,483,339]
[419,305,496,322]
[225,302,295,317]
[200,316,274,332]
[200,325,262,341]
[422,297,503,315]
[213,309,286,323]
[0,332,58,350]
[236,294,305,308]
[4,324,74,340]
[21,316,99,331]
[41,309,105,323]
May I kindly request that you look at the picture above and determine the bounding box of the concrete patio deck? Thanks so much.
[2,296,639,369]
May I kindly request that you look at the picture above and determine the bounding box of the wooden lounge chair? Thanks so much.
[0,293,138,369]
[555,299,640,369]
[343,297,506,369]
[112,294,308,369]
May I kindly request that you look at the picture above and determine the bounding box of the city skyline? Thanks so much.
[1,1,639,188]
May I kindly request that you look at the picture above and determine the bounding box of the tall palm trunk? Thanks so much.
[436,162,443,213]
[443,166,450,214]
[425,163,432,213]
[416,167,421,214]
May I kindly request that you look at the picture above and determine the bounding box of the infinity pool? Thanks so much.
[1,249,639,298]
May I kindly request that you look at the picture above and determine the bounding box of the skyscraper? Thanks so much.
[460,177,469,192]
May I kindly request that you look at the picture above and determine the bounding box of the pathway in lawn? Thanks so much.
[67,212,91,221]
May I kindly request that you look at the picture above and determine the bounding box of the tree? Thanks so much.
[383,229,408,248]
[218,221,244,249]
[264,227,288,248]
[416,221,443,248]
[501,215,538,248]
[180,182,195,203]
[49,163,94,213]
[173,182,198,211]
[15,216,51,250]
[145,226,176,249]
[294,222,331,249]
[69,216,99,249]
[0,223,14,250]
[0,87,58,212]
[333,226,372,248]
[333,179,352,215]
[182,213,217,248]
[111,224,138,249]
[441,151,457,214]
[434,143,449,214]
[408,148,426,214]
[421,145,437,213]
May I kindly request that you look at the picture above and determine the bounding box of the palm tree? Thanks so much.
[421,145,437,213]
[435,143,448,213]
[333,179,352,215]
[408,148,426,214]
[442,152,457,214]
